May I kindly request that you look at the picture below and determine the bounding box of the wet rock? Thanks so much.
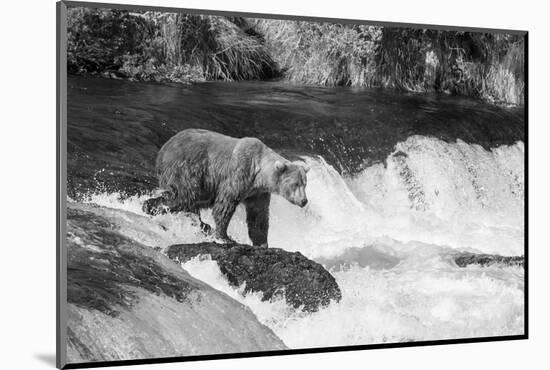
[453,253,524,268]
[66,207,286,364]
[316,245,401,271]
[165,243,342,312]
[67,208,195,317]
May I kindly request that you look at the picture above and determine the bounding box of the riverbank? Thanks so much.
[66,8,525,105]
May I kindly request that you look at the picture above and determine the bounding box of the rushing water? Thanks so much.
[68,75,525,347]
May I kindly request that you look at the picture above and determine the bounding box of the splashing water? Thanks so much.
[71,136,525,347]
[181,251,523,347]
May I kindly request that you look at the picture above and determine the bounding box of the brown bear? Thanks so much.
[143,129,309,247]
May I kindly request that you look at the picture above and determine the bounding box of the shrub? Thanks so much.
[67,8,150,73]
[67,8,277,83]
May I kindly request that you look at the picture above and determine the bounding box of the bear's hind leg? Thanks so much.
[189,207,212,235]
[212,196,238,244]
[244,193,270,248]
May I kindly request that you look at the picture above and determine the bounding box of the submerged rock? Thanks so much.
[165,243,342,312]
[453,253,524,268]
[66,207,286,364]
[316,245,401,271]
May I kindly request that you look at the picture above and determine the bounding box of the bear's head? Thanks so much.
[273,161,309,207]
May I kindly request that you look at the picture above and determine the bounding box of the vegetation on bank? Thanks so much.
[67,7,525,105]
[67,8,276,83]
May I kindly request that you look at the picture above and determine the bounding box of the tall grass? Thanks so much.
[253,19,381,86]
[148,13,276,80]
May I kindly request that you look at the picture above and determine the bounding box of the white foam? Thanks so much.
[180,253,524,348]
[347,137,524,255]
[70,196,211,249]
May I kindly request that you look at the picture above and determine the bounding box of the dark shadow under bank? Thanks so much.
[35,353,57,367]
[61,334,527,369]
[67,75,524,199]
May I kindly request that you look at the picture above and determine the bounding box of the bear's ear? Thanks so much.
[275,161,287,173]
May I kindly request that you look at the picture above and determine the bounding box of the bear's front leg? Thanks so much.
[244,193,270,248]
[212,196,238,245]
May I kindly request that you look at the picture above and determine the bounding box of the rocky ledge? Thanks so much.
[66,207,286,364]
[165,243,342,312]
[453,253,524,268]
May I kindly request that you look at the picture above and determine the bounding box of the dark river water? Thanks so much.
[67,75,524,198]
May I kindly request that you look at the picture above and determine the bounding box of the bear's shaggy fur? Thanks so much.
[143,129,309,247]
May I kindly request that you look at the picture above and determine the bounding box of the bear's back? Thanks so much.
[155,129,273,191]
[156,129,238,168]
